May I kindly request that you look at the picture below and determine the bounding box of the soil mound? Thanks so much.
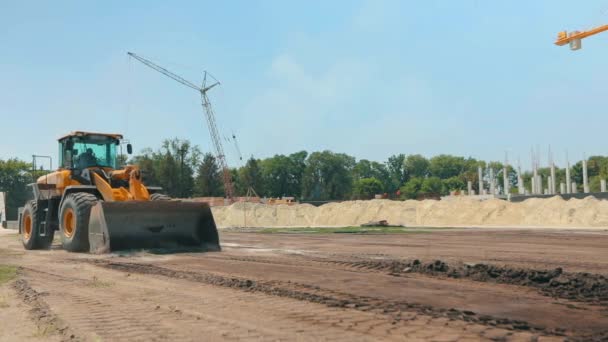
[212,197,608,228]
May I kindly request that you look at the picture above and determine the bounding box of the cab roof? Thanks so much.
[58,131,124,141]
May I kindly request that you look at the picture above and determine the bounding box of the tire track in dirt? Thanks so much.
[22,267,318,341]
[21,263,504,341]
[22,270,187,341]
[11,277,80,342]
[84,258,565,341]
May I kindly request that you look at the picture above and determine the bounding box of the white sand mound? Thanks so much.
[211,197,608,229]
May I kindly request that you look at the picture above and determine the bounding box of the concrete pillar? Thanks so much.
[517,166,524,195]
[478,166,483,195]
[531,177,536,196]
[550,163,556,194]
[572,182,577,194]
[489,168,495,195]
[583,159,589,193]
[547,176,552,195]
[503,165,509,195]
[566,163,571,193]
[533,167,539,194]
[601,179,606,192]
[467,181,473,196]
[560,182,566,194]
[537,175,543,195]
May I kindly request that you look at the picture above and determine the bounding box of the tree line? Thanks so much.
[2,137,608,219]
[131,139,608,200]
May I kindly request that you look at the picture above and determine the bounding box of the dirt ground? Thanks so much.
[0,227,607,341]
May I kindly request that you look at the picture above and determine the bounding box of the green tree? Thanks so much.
[399,177,423,199]
[352,159,373,180]
[287,151,308,197]
[587,156,608,179]
[238,157,263,195]
[352,160,390,192]
[589,176,602,192]
[230,168,242,195]
[428,155,467,179]
[421,176,443,194]
[566,156,608,192]
[0,159,33,220]
[260,152,307,198]
[352,177,384,199]
[404,154,429,179]
[442,176,465,193]
[131,138,200,198]
[386,154,407,192]
[194,153,223,196]
[302,151,355,200]
[159,139,199,198]
[130,148,160,186]
[571,161,583,191]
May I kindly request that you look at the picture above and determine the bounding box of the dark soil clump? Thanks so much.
[384,260,608,305]
[333,258,608,305]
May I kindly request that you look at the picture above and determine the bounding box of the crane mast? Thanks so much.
[127,52,235,200]
[200,73,235,200]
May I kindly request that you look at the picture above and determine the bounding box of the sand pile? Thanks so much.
[211,197,608,228]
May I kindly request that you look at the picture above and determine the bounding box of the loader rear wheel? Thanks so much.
[59,193,98,252]
[22,201,46,250]
[150,193,171,201]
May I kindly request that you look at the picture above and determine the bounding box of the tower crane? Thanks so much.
[127,52,235,201]
[555,24,608,50]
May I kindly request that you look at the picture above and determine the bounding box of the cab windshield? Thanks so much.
[60,135,118,169]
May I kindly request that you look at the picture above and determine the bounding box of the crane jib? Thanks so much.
[127,52,235,201]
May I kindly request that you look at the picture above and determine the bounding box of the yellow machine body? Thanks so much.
[21,131,220,253]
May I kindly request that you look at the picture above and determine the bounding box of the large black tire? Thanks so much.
[150,193,171,201]
[21,201,53,250]
[59,193,98,252]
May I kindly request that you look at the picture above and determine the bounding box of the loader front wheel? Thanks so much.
[59,193,98,252]
[22,201,43,250]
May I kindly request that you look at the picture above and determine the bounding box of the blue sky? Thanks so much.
[1,1,608,170]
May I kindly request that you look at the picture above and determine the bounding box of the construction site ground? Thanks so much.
[0,227,607,341]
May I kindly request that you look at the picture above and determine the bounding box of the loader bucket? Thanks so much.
[88,200,220,254]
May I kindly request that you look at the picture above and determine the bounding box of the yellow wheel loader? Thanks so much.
[19,131,220,253]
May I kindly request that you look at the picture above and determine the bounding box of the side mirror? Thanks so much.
[127,144,133,155]
[65,140,74,150]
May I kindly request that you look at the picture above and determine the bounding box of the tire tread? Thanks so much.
[60,192,98,252]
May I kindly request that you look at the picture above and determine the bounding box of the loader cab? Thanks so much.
[59,132,124,170]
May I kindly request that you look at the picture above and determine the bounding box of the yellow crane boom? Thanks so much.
[555,24,608,50]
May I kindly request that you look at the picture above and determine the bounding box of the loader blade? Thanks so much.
[88,201,220,254]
